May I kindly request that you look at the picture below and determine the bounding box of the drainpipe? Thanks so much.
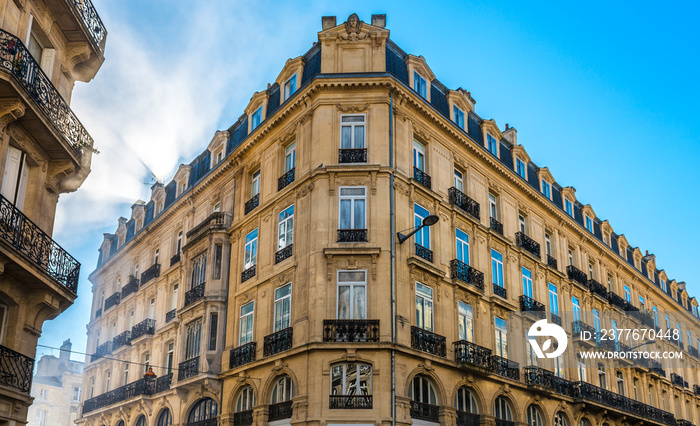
[389,90,396,426]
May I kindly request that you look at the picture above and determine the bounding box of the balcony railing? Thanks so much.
[415,243,433,262]
[519,295,545,318]
[170,253,181,267]
[524,366,574,397]
[155,373,172,394]
[671,373,686,388]
[244,194,259,214]
[275,244,293,264]
[0,29,93,154]
[329,395,372,409]
[184,283,205,307]
[269,400,293,420]
[515,232,540,258]
[112,330,131,351]
[0,345,33,393]
[588,279,608,299]
[490,217,503,235]
[448,187,480,219]
[338,148,367,163]
[277,168,295,191]
[70,0,107,51]
[450,259,484,291]
[95,308,102,319]
[82,376,162,414]
[104,292,120,311]
[454,340,491,368]
[140,263,160,285]
[165,309,176,323]
[493,283,506,299]
[121,278,139,299]
[650,360,665,377]
[410,326,446,357]
[566,265,588,286]
[230,342,256,368]
[241,265,256,282]
[491,355,520,380]
[323,319,380,342]
[233,410,253,426]
[496,420,515,426]
[608,292,627,310]
[91,341,112,362]
[178,356,199,381]
[457,412,481,426]
[691,347,699,358]
[264,327,293,357]
[694,384,700,396]
[677,421,694,426]
[572,321,595,336]
[410,400,439,422]
[186,212,230,242]
[131,319,155,340]
[547,255,557,269]
[551,313,562,326]
[337,229,367,242]
[413,167,431,189]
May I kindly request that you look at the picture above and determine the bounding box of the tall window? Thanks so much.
[522,267,533,298]
[585,215,593,232]
[339,187,366,230]
[413,141,426,171]
[665,315,670,332]
[458,301,473,342]
[493,396,512,421]
[639,296,645,312]
[244,229,258,269]
[284,143,296,172]
[171,284,179,310]
[489,193,498,219]
[487,134,498,156]
[251,170,260,197]
[166,342,174,374]
[239,301,254,345]
[617,371,625,395]
[549,283,559,316]
[565,198,573,216]
[236,387,255,413]
[415,283,433,331]
[555,412,568,426]
[209,312,218,351]
[491,249,504,288]
[414,204,431,249]
[494,317,508,357]
[123,363,129,385]
[251,106,263,129]
[568,249,574,266]
[661,279,667,292]
[283,74,297,100]
[35,410,47,426]
[191,252,207,288]
[593,309,601,339]
[154,248,160,265]
[453,169,464,191]
[1,146,28,210]
[278,205,294,250]
[274,283,292,331]
[157,409,172,426]
[456,229,469,264]
[516,157,527,179]
[453,105,465,129]
[213,244,222,279]
[572,297,581,322]
[331,363,372,396]
[545,233,552,256]
[104,371,111,392]
[410,375,437,405]
[190,398,218,423]
[527,405,543,426]
[340,115,366,150]
[413,71,427,98]
[185,319,202,360]
[455,387,478,413]
[577,361,587,382]
[519,215,526,233]
[598,363,606,389]
[176,231,183,255]
[337,270,366,319]
[624,285,631,303]
[541,180,551,199]
[271,375,294,404]
[653,307,659,327]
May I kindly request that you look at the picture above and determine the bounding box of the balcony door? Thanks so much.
[1,146,28,210]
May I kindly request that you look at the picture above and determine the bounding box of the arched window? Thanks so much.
[188,398,217,425]
[331,363,372,396]
[116,421,125,426]
[135,415,146,426]
[271,375,294,404]
[554,412,568,426]
[493,396,513,421]
[156,409,171,426]
[579,419,591,426]
[236,386,255,412]
[527,405,543,426]
[410,375,438,405]
[455,386,478,413]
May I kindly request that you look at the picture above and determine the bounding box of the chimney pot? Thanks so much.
[505,124,509,130]
[322,16,337,30]
[371,14,386,28]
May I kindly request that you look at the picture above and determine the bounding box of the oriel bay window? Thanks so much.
[338,187,367,242]
[276,205,294,263]
[339,115,366,163]
[330,363,372,409]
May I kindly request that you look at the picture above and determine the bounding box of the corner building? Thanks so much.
[79,13,700,426]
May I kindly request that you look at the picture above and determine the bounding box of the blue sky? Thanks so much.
[37,0,700,361]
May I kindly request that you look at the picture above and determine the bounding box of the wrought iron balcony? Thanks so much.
[269,400,293,420]
[104,292,120,311]
[131,319,155,340]
[415,243,433,262]
[410,400,439,422]
[588,279,607,299]
[490,355,520,380]
[329,395,373,409]
[165,309,176,323]
[450,259,484,291]
[178,356,199,381]
[677,420,693,426]
[338,148,367,163]
[337,229,367,242]
[448,187,480,219]
[454,340,491,368]
[496,420,515,426]
[691,347,699,358]
[0,344,33,393]
[547,254,557,269]
[275,244,293,264]
[671,373,685,388]
[566,265,588,286]
[170,253,181,267]
[493,283,507,299]
[490,217,503,235]
[0,30,93,155]
[624,302,639,312]
[82,376,163,414]
[608,292,627,310]
[95,308,102,319]
[524,366,574,397]
[140,263,160,285]
[410,326,446,357]
[457,412,481,426]
[186,212,231,243]
[184,283,205,307]
[323,319,379,342]
[413,167,431,189]
[244,194,259,214]
[69,0,107,51]
[230,342,256,368]
[519,295,545,318]
[112,330,131,351]
[241,265,256,282]
[121,278,139,299]
[155,373,172,394]
[277,168,295,191]
[650,360,665,377]
[572,321,595,336]
[233,410,253,426]
[91,341,112,362]
[551,313,562,326]
[694,384,700,396]
[515,232,540,258]
[264,327,293,357]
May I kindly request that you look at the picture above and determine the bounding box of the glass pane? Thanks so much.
[338,286,350,319]
[354,126,365,148]
[424,299,433,331]
[339,187,365,196]
[353,286,366,319]
[340,199,351,229]
[354,199,365,229]
[415,296,424,328]
[331,365,343,395]
[338,271,366,282]
[346,363,358,395]
[341,126,351,149]
[359,364,371,394]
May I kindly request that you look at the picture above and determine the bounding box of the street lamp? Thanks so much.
[397,215,439,244]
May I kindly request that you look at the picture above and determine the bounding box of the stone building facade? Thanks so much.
[79,13,697,426]
[0,0,105,424]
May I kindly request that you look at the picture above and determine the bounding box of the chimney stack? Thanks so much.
[371,14,386,28]
[59,339,71,366]
[322,16,336,30]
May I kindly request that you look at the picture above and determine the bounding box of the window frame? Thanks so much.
[340,114,366,150]
[244,229,258,270]
[516,157,527,179]
[336,270,367,320]
[251,106,263,129]
[414,203,431,250]
[284,142,296,172]
[458,301,474,342]
[283,74,297,101]
[541,179,551,199]
[415,282,434,331]
[331,362,373,396]
[491,249,504,288]
[273,283,292,332]
[338,186,367,231]
[413,140,426,171]
[456,228,470,265]
[486,133,498,156]
[413,71,427,98]
[278,205,294,250]
[453,105,465,129]
[239,301,255,346]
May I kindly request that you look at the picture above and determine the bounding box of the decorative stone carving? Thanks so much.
[340,14,367,41]
[336,103,370,113]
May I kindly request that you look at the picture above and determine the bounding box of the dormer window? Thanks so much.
[413,71,427,98]
[251,106,263,129]
[603,233,608,245]
[516,157,527,179]
[565,198,573,216]
[453,105,465,129]
[283,74,297,101]
[585,215,593,233]
[541,179,551,199]
[486,133,498,156]
[661,280,666,292]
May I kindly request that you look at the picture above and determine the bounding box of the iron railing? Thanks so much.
[519,295,545,318]
[186,212,230,242]
[170,253,181,266]
[155,373,172,394]
[104,292,120,311]
[91,341,112,362]
[269,400,293,420]
[454,340,491,368]
[0,345,33,393]
[524,366,573,397]
[551,313,562,326]
[671,373,686,388]
[490,217,503,234]
[112,330,131,350]
[241,265,256,282]
[515,231,540,258]
[337,229,367,242]
[496,420,515,426]
[70,0,107,51]
[493,283,506,299]
[588,279,607,299]
[244,194,259,214]
[338,148,367,163]
[572,321,595,336]
[410,400,439,422]
[275,244,293,264]
[547,255,557,269]
[450,259,484,290]
[410,326,446,357]
[131,319,155,340]
[329,395,372,409]
[121,278,139,299]
[448,187,480,219]
[457,412,480,426]
[233,410,253,426]
[491,355,520,380]
[650,360,665,377]
[184,283,205,307]
[677,421,693,426]
[94,308,102,319]
[413,167,431,189]
[140,263,160,285]
[608,292,627,310]
[83,376,160,413]
[264,327,293,357]
[165,309,176,323]
[415,243,433,262]
[323,319,380,342]
[566,265,588,286]
[230,342,256,368]
[178,356,199,381]
[277,168,295,191]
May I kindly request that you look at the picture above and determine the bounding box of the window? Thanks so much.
[157,409,172,426]
[337,270,366,319]
[213,244,222,279]
[90,377,95,398]
[573,297,581,322]
[453,105,465,129]
[549,283,559,316]
[624,285,631,303]
[149,298,155,320]
[522,267,533,298]
[35,410,47,426]
[244,229,258,269]
[191,252,207,288]
[593,309,601,337]
[154,248,160,265]
[251,170,260,196]
[414,204,431,249]
[458,301,474,342]
[488,193,498,219]
[340,115,366,149]
[687,331,692,350]
[171,284,179,310]
[135,416,146,426]
[491,249,504,288]
[239,301,254,345]
[598,363,606,389]
[555,412,568,426]
[105,370,111,392]
[588,263,594,278]
[649,385,654,406]
[410,375,437,404]
[495,317,508,357]
[331,363,372,396]
[166,342,174,374]
[413,140,426,171]
[617,371,625,396]
[143,352,150,373]
[455,386,478,413]
[639,296,645,312]
[527,405,543,426]
[665,315,670,332]
[185,319,202,360]
[545,234,552,256]
[653,307,659,327]
[585,215,593,232]
[339,187,366,231]
[516,157,527,179]
[123,363,129,385]
[456,229,469,264]
[661,279,667,292]
[415,283,433,331]
[453,169,464,191]
[271,375,294,404]
[413,71,427,98]
[487,133,498,156]
[278,205,294,250]
[283,142,296,173]
[236,386,255,412]
[518,215,526,233]
[189,398,218,423]
[541,179,551,199]
[73,386,81,402]
[176,231,183,255]
[274,283,292,332]
[565,198,573,216]
[1,146,28,210]
[568,249,574,266]
[283,74,297,100]
[251,106,263,129]
[209,312,218,351]
[493,396,512,421]
[677,323,682,345]
[577,361,587,382]
[40,389,47,399]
